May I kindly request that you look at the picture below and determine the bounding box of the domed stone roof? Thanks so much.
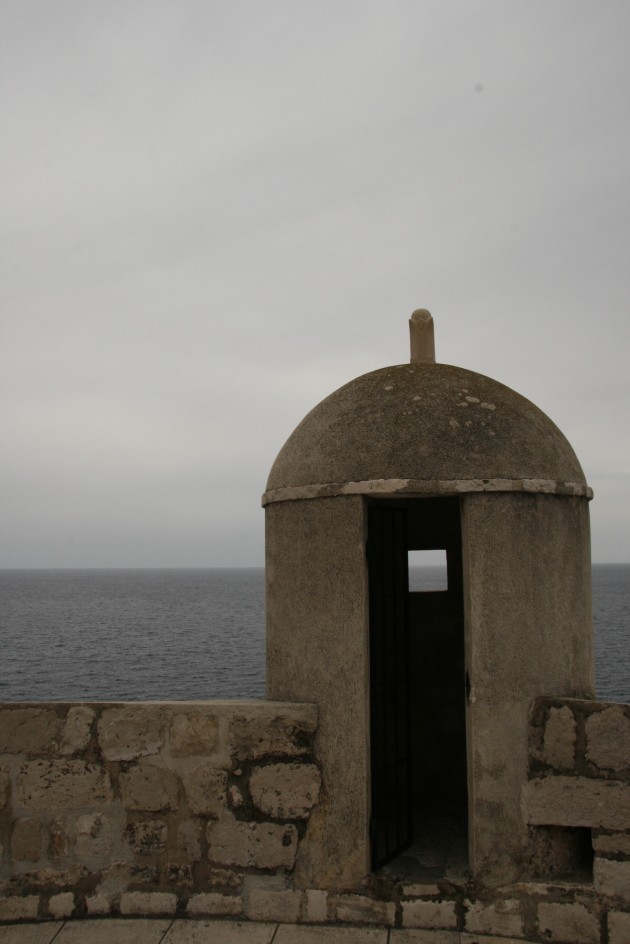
[264,361,590,505]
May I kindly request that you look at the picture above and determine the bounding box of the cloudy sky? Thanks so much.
[1,0,629,567]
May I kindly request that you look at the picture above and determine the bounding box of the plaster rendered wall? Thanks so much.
[0,701,322,922]
[265,495,370,889]
[461,492,594,886]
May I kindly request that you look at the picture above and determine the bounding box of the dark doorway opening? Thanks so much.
[368,498,467,876]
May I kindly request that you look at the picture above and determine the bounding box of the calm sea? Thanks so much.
[0,565,628,703]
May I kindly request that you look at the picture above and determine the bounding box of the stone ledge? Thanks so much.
[522,775,630,829]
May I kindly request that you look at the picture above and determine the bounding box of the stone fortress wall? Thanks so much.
[1,696,629,943]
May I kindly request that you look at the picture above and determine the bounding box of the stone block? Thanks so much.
[592,832,630,855]
[334,894,396,926]
[250,763,321,819]
[11,816,43,861]
[0,764,9,809]
[207,814,297,869]
[17,759,113,810]
[594,856,630,902]
[275,928,387,944]
[537,901,598,944]
[399,933,459,944]
[0,706,60,753]
[85,893,111,915]
[119,891,177,915]
[402,900,457,930]
[0,895,39,920]
[246,889,302,922]
[187,893,243,916]
[304,888,328,922]
[49,817,70,858]
[460,936,534,944]
[75,812,114,858]
[120,761,179,811]
[165,862,194,886]
[229,705,317,760]
[98,705,163,761]
[522,775,630,829]
[543,706,576,770]
[177,818,202,860]
[402,883,441,897]
[124,819,167,854]
[48,892,74,918]
[464,899,523,938]
[60,705,95,755]
[169,709,220,756]
[586,705,630,771]
[182,763,227,815]
[609,910,630,944]
[208,868,243,888]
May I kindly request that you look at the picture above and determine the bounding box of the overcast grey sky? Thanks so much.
[1,0,629,567]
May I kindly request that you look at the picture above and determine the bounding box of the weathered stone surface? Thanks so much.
[177,818,202,860]
[537,901,598,944]
[124,819,167,855]
[0,764,9,809]
[207,815,297,869]
[59,705,94,755]
[0,707,60,753]
[275,928,387,944]
[0,895,39,920]
[75,812,114,858]
[399,933,459,944]
[181,763,227,816]
[402,900,458,930]
[166,862,194,886]
[229,705,317,760]
[11,816,42,861]
[54,918,172,943]
[402,883,441,897]
[586,705,630,771]
[48,891,74,918]
[174,921,278,944]
[85,893,111,915]
[17,759,113,810]
[208,868,243,888]
[98,706,163,761]
[250,763,321,819]
[609,911,630,944]
[169,710,220,756]
[49,817,70,858]
[522,776,630,829]
[120,761,179,811]
[334,894,396,926]
[592,831,630,854]
[246,889,302,922]
[594,856,630,902]
[543,706,576,770]
[464,899,523,937]
[228,784,244,808]
[119,891,177,915]
[303,888,328,922]
[187,893,243,916]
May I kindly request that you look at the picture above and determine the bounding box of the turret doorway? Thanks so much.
[368,498,467,874]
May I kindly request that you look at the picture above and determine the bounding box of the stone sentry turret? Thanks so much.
[263,311,594,889]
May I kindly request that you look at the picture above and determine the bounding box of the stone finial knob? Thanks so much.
[409,309,435,364]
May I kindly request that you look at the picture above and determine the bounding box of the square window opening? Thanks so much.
[408,549,448,592]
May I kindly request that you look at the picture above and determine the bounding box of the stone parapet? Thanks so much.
[1,696,629,942]
[0,701,319,920]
